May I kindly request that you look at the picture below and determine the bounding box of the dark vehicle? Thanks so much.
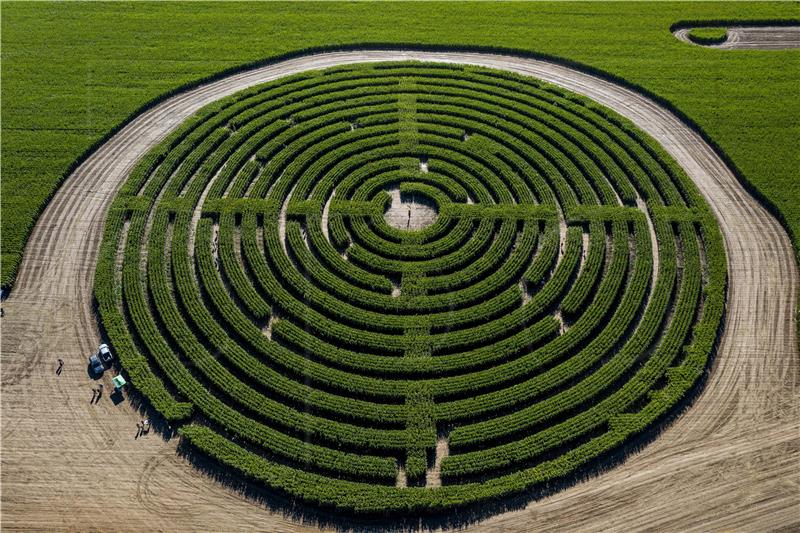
[88,354,104,376]
[98,343,113,364]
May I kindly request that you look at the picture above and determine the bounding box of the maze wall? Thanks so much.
[94,62,726,514]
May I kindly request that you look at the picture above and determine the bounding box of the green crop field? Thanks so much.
[1,1,798,524]
[93,61,726,513]
[2,2,799,291]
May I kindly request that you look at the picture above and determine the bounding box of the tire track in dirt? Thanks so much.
[674,26,800,50]
[2,50,796,532]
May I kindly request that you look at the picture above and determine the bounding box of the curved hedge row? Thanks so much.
[94,61,726,515]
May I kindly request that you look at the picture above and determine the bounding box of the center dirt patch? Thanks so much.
[383,185,439,231]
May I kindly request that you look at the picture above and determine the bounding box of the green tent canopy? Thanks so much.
[112,375,126,389]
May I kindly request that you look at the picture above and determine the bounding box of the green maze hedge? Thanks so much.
[94,62,726,515]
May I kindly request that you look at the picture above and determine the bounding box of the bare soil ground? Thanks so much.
[383,186,439,231]
[2,51,797,532]
[674,26,800,49]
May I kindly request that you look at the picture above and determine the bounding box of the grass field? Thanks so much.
[1,2,799,290]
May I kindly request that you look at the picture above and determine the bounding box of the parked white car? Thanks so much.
[98,343,113,364]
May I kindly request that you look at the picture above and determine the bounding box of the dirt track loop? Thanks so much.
[2,51,797,532]
[674,26,800,49]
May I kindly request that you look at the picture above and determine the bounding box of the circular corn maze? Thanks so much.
[94,62,726,515]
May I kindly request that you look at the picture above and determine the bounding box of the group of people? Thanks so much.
[90,383,104,403]
[56,357,153,439]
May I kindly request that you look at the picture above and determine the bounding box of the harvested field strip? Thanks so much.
[673,25,800,49]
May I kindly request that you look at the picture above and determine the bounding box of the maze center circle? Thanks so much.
[97,61,725,515]
[383,184,439,231]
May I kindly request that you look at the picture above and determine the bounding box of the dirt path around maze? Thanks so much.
[673,26,800,49]
[2,51,797,532]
